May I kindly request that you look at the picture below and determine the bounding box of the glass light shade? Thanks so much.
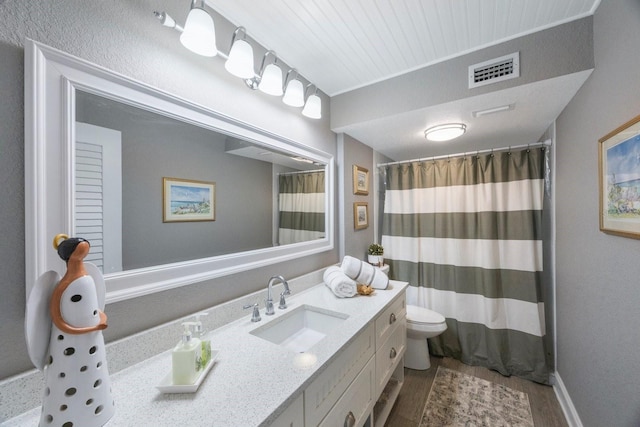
[225,39,254,78]
[258,63,283,96]
[302,93,322,119]
[424,123,466,141]
[179,7,217,57]
[282,79,305,107]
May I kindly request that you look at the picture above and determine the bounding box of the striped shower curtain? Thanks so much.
[278,170,325,245]
[381,148,549,383]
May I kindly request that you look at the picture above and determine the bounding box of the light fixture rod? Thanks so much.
[153,11,184,32]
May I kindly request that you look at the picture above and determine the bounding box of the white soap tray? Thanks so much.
[156,350,219,394]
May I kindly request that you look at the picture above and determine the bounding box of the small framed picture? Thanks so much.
[163,177,215,223]
[353,165,369,195]
[353,202,369,230]
[598,114,640,239]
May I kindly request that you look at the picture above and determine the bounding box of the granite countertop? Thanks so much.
[5,280,408,427]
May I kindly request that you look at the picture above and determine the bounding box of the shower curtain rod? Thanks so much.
[277,168,324,176]
[377,140,552,167]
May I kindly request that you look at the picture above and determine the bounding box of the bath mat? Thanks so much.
[419,367,534,427]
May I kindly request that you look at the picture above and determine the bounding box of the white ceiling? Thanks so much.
[206,0,601,161]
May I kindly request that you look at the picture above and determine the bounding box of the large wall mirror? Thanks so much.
[25,40,334,303]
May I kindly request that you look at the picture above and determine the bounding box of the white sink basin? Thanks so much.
[250,305,349,352]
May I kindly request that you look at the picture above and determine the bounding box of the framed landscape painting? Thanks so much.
[163,177,215,222]
[598,114,640,239]
[354,202,369,230]
[353,165,369,195]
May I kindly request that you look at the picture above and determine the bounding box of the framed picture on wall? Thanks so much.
[163,177,215,222]
[353,165,369,195]
[354,202,369,230]
[598,113,640,239]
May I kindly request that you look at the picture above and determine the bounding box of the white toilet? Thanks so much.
[405,304,447,370]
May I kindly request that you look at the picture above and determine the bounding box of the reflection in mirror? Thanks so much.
[74,92,325,274]
[24,39,334,303]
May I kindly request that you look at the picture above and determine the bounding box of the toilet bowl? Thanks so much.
[405,304,447,370]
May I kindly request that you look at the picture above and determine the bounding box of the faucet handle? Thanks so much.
[243,302,261,322]
[278,292,288,310]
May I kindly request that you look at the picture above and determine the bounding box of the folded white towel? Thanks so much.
[340,256,389,290]
[323,266,357,298]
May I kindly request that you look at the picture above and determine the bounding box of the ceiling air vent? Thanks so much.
[468,52,519,89]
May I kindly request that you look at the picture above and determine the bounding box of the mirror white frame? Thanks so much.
[24,39,334,303]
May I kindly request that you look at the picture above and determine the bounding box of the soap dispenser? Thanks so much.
[172,322,203,385]
[193,312,211,368]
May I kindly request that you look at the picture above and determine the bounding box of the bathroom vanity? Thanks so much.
[5,280,407,426]
[9,39,408,427]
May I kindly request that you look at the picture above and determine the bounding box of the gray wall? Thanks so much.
[0,0,337,380]
[555,0,640,425]
[340,134,375,258]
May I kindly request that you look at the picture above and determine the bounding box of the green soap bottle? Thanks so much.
[172,322,202,385]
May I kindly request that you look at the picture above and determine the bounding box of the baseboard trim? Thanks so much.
[552,372,584,427]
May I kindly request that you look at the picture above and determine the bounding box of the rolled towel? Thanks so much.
[370,268,389,290]
[340,256,389,290]
[323,266,357,298]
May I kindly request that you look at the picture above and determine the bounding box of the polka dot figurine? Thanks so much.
[25,234,115,426]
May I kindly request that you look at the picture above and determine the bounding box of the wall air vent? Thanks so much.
[468,52,520,89]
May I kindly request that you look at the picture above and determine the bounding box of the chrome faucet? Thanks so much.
[242,302,261,322]
[265,275,290,315]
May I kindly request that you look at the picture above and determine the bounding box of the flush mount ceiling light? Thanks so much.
[282,69,305,107]
[224,27,254,79]
[179,0,217,57]
[153,3,320,119]
[424,123,467,141]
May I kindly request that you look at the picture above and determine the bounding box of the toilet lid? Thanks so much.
[406,305,446,324]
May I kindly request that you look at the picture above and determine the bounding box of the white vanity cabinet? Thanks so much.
[301,291,407,427]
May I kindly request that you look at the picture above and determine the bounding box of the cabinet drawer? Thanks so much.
[375,318,406,397]
[319,356,375,427]
[305,323,375,427]
[374,294,406,348]
[268,393,304,427]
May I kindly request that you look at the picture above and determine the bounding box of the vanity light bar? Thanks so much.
[153,6,321,119]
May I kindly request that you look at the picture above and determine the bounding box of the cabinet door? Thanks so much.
[375,318,406,397]
[305,323,374,426]
[319,356,376,427]
[268,393,304,427]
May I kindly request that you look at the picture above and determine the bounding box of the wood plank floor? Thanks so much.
[385,356,569,427]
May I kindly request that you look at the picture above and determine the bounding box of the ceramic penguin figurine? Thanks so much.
[25,234,115,426]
